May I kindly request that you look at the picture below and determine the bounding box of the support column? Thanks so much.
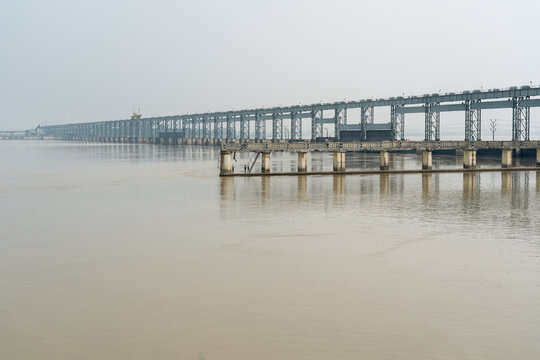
[422,150,432,170]
[512,97,530,141]
[297,152,308,172]
[272,113,283,142]
[360,106,373,141]
[311,109,322,141]
[220,151,233,175]
[240,115,248,141]
[261,152,271,173]
[333,151,346,172]
[465,100,481,141]
[463,149,477,169]
[334,107,346,141]
[425,103,440,141]
[502,149,513,168]
[291,112,302,140]
[536,148,540,167]
[380,150,389,170]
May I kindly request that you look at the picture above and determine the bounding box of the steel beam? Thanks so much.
[471,100,513,110]
[431,103,467,112]
[395,105,426,114]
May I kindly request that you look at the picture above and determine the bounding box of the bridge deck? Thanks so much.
[221,140,540,153]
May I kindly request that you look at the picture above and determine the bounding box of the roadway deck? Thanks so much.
[221,140,540,153]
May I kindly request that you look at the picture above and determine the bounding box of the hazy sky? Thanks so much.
[1,0,539,138]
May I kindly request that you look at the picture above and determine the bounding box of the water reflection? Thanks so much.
[297,176,307,200]
[332,175,345,196]
[463,173,479,198]
[501,172,512,194]
[220,177,234,201]
[218,170,538,241]
[510,172,529,211]
[261,176,270,201]
[422,173,432,197]
[379,174,389,196]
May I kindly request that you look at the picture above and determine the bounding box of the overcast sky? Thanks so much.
[1,0,539,138]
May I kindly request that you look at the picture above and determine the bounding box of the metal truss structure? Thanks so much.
[254,112,265,140]
[424,103,440,141]
[240,115,249,140]
[513,97,530,141]
[334,107,347,140]
[272,113,283,141]
[311,109,323,140]
[291,111,302,140]
[465,100,482,141]
[40,86,540,143]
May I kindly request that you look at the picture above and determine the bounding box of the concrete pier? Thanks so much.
[261,152,271,173]
[502,149,513,168]
[333,151,346,172]
[380,150,389,170]
[220,151,233,175]
[422,150,432,170]
[297,152,308,172]
[463,149,477,169]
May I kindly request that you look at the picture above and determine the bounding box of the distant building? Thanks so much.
[339,123,392,142]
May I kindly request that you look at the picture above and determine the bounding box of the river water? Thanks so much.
[1,140,540,360]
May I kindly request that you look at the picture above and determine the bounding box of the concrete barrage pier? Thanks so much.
[219,140,540,176]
